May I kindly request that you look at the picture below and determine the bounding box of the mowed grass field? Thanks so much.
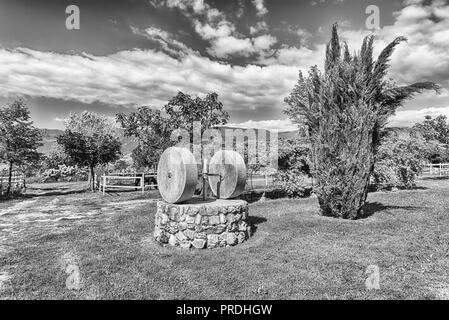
[0,179,448,299]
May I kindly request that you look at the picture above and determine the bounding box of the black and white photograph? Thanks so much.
[0,0,448,305]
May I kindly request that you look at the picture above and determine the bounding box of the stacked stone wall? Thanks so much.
[154,199,251,249]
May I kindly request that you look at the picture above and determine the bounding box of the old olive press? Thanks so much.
[153,147,251,249]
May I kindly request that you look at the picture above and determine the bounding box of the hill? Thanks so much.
[38,129,137,155]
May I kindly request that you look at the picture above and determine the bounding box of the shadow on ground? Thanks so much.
[247,215,267,235]
[359,201,425,219]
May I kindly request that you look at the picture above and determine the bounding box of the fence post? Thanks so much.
[103,175,106,196]
[141,173,145,194]
[265,174,268,190]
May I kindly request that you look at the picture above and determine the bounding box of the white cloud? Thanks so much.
[337,1,449,88]
[208,36,254,57]
[207,34,276,58]
[253,35,276,50]
[1,0,448,129]
[258,44,325,71]
[131,26,193,57]
[252,0,268,16]
[227,119,298,132]
[193,20,235,40]
[389,106,449,127]
[153,0,276,58]
[249,21,268,35]
[0,47,299,115]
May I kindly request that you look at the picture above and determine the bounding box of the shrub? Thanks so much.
[41,165,87,183]
[273,136,312,197]
[0,180,25,199]
[273,170,311,198]
[413,115,449,163]
[372,129,428,189]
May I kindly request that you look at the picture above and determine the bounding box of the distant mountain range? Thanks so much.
[39,126,412,157]
[38,126,301,156]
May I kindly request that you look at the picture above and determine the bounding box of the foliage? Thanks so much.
[41,164,87,183]
[163,91,229,135]
[372,129,429,189]
[273,170,311,198]
[413,115,449,163]
[284,23,439,219]
[273,136,312,197]
[0,99,43,196]
[43,146,74,169]
[277,137,311,174]
[64,111,118,137]
[107,155,135,173]
[117,92,229,169]
[57,128,121,190]
[116,106,174,170]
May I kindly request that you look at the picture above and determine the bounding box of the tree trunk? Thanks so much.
[87,169,92,189]
[6,161,13,196]
[313,128,375,220]
[90,165,95,191]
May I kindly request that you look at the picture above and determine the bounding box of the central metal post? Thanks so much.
[201,158,222,201]
[202,158,208,201]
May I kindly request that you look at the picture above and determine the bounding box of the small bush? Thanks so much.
[372,129,428,190]
[273,170,311,198]
[0,182,25,200]
[273,137,312,198]
[41,165,87,183]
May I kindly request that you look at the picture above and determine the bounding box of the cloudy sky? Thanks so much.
[0,0,448,130]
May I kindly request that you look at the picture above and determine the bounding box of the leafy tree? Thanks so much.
[273,136,312,198]
[117,92,229,169]
[64,111,118,137]
[277,137,311,174]
[57,112,122,191]
[413,115,449,163]
[284,24,439,219]
[116,107,173,170]
[0,99,43,195]
[163,91,229,135]
[43,145,74,169]
[372,129,429,189]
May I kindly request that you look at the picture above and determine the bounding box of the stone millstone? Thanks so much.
[208,150,246,199]
[157,147,198,204]
[153,198,251,249]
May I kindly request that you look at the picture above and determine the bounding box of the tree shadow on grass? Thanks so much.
[22,188,89,198]
[247,215,267,235]
[0,188,89,202]
[359,201,425,219]
[420,176,449,181]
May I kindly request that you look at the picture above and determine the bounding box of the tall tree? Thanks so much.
[117,92,229,169]
[116,107,173,170]
[285,24,439,219]
[57,112,121,190]
[163,91,229,135]
[0,99,43,195]
[64,111,118,137]
[413,115,449,163]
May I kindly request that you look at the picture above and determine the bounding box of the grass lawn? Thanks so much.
[0,179,448,299]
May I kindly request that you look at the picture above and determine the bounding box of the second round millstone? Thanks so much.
[208,150,247,199]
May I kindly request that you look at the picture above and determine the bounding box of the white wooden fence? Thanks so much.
[0,175,26,195]
[422,163,449,177]
[98,173,157,195]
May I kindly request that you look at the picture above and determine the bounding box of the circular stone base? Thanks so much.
[154,198,251,249]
